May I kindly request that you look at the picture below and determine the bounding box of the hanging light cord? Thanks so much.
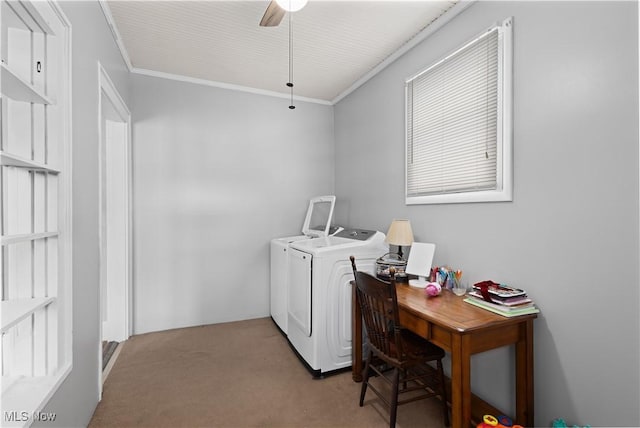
[287,10,295,109]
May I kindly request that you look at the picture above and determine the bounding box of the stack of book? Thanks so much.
[463,282,539,317]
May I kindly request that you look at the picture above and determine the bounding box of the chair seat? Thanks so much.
[380,329,445,369]
[396,329,445,360]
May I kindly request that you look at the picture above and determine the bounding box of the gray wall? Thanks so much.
[130,74,335,334]
[37,1,131,427]
[335,1,639,426]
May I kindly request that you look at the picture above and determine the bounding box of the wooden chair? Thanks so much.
[350,256,449,428]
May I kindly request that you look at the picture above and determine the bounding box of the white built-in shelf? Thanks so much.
[0,152,60,173]
[0,365,71,428]
[1,297,55,333]
[19,1,56,36]
[1,62,53,105]
[1,231,59,246]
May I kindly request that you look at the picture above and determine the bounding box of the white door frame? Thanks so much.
[97,63,132,394]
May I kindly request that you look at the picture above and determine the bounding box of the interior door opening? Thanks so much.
[98,64,132,392]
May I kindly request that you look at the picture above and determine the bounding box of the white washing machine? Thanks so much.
[270,196,337,334]
[287,228,386,376]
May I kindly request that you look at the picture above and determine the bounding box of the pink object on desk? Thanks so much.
[425,282,442,297]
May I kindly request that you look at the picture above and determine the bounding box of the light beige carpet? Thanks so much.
[89,317,446,428]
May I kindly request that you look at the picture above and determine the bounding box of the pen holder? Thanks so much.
[452,278,468,296]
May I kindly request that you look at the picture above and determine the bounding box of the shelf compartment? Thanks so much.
[1,231,58,246]
[1,62,53,105]
[0,152,60,173]
[0,363,71,426]
[1,297,55,333]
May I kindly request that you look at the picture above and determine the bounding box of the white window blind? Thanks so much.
[406,18,512,204]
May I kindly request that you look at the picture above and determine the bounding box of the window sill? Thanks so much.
[406,188,512,205]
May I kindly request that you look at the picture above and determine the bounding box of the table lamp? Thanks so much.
[385,219,414,260]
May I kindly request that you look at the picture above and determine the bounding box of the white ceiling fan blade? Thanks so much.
[259,1,285,27]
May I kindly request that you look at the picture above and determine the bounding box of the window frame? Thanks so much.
[405,17,513,205]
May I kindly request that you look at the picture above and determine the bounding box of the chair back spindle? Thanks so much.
[351,260,404,362]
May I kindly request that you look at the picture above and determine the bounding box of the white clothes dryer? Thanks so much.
[270,196,337,334]
[286,228,386,376]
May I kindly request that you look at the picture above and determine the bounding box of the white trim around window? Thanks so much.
[405,17,513,205]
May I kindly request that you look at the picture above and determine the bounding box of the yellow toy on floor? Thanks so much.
[476,414,523,428]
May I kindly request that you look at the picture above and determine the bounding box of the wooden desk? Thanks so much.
[351,284,536,428]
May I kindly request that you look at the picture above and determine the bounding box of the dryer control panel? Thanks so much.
[334,228,377,241]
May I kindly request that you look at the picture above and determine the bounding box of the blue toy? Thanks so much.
[552,418,591,428]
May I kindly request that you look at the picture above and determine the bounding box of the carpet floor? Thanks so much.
[89,317,447,428]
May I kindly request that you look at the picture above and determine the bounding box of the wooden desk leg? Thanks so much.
[351,281,363,382]
[450,334,472,428]
[516,319,534,426]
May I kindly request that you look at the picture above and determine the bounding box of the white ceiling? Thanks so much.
[104,0,462,104]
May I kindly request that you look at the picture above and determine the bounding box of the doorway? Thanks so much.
[98,64,132,393]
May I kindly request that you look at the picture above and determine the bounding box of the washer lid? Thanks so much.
[301,195,336,238]
[289,230,386,254]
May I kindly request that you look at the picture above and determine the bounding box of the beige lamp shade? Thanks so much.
[385,219,414,246]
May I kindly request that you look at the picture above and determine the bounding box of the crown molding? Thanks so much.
[98,0,133,71]
[131,68,332,106]
[97,0,474,106]
[331,0,474,105]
